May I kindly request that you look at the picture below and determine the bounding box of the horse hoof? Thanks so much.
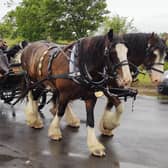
[92,150,106,157]
[99,118,117,137]
[90,145,106,157]
[49,134,62,141]
[27,120,44,129]
[48,127,62,141]
[101,129,114,137]
[67,119,80,128]
[89,142,105,157]
[33,123,44,129]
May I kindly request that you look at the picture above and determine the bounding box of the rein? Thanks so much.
[12,40,138,105]
[145,44,165,74]
[104,45,130,76]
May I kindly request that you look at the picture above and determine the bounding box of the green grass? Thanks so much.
[4,37,24,47]
[131,72,152,87]
[137,73,151,86]
[131,72,158,96]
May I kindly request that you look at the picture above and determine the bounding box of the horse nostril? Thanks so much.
[123,80,129,86]
[153,79,159,84]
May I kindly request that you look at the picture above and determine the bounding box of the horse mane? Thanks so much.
[78,35,106,71]
[123,33,151,55]
[124,33,166,57]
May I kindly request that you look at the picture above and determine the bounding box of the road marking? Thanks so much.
[68,152,88,159]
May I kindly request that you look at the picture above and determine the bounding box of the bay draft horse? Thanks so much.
[21,29,133,156]
[98,32,167,136]
[55,32,167,137]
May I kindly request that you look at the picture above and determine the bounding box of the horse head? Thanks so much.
[78,29,132,89]
[6,40,28,63]
[145,33,167,85]
[104,29,132,87]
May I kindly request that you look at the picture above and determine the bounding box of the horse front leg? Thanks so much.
[99,96,123,136]
[24,91,43,128]
[48,95,67,140]
[85,97,105,157]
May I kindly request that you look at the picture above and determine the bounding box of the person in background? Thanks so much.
[0,39,10,77]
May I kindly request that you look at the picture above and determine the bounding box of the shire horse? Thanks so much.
[53,32,167,137]
[98,32,167,136]
[21,29,132,156]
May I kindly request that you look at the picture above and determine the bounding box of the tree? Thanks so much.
[2,0,109,41]
[0,11,17,38]
[103,15,137,34]
[44,0,108,40]
[12,0,47,41]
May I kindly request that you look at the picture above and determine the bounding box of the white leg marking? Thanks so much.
[24,91,43,128]
[87,126,105,156]
[48,114,62,140]
[64,103,80,127]
[99,103,123,136]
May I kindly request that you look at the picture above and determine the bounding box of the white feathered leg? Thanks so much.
[48,114,62,140]
[87,126,105,156]
[24,91,43,128]
[64,103,80,127]
[99,103,123,136]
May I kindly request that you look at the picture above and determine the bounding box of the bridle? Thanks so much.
[12,40,138,106]
[104,41,130,76]
[79,40,132,87]
[145,44,165,74]
[76,39,138,98]
[104,41,140,80]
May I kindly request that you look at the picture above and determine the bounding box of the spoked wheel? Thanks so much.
[0,89,16,104]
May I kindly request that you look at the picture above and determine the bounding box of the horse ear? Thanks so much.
[151,32,158,39]
[149,32,156,40]
[107,29,113,42]
[151,32,155,37]
[148,32,157,44]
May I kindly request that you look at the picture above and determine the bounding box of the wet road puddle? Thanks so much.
[120,162,157,168]
[0,154,19,163]
[0,144,29,166]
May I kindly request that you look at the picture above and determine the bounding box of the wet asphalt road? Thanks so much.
[0,95,168,168]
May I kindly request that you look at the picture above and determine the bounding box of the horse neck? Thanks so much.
[124,33,151,66]
[79,36,106,71]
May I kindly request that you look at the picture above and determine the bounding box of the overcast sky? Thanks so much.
[106,0,168,33]
[0,0,168,33]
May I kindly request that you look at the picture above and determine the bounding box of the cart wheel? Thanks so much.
[1,90,16,104]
